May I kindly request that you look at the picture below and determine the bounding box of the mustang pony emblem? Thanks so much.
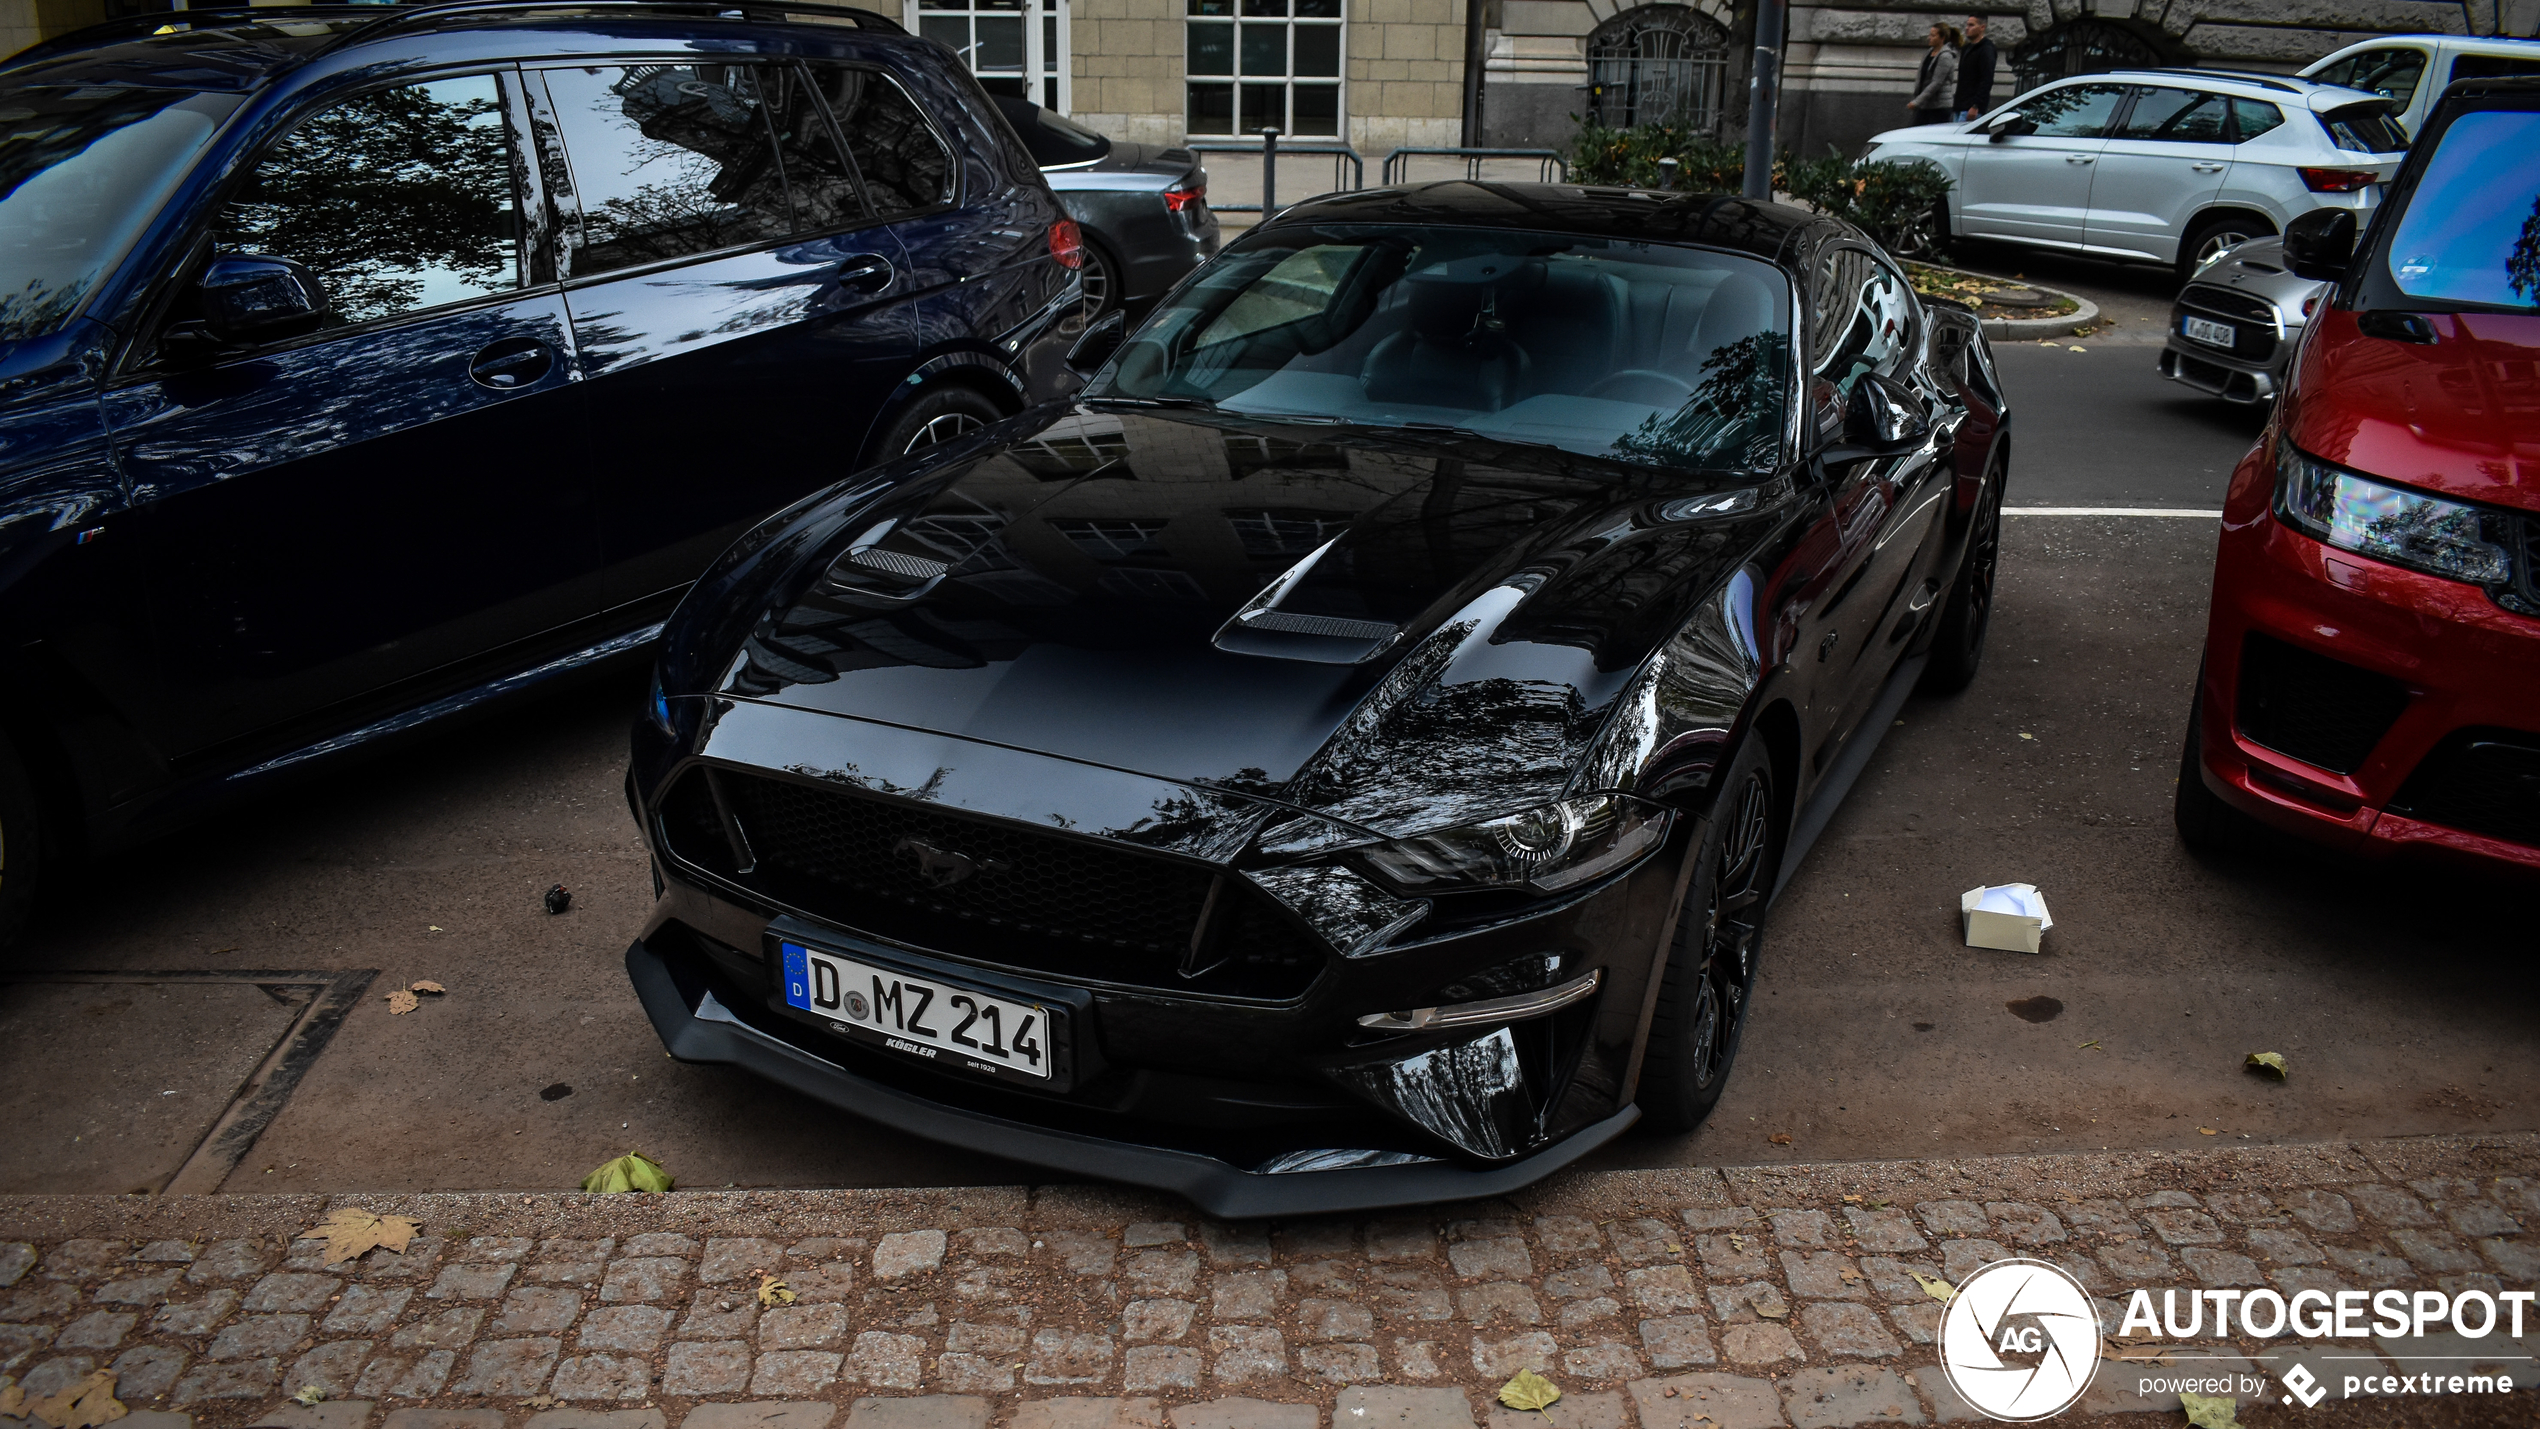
[894,837,1009,889]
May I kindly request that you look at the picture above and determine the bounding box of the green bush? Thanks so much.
[1563,121,1954,257]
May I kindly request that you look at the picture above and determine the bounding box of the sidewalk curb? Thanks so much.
[1910,260,2101,339]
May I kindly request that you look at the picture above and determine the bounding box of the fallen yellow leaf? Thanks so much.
[1497,1368,1561,1412]
[758,1274,796,1308]
[1910,1270,1956,1303]
[302,1208,422,1265]
[30,1369,124,1429]
[0,1386,23,1418]
[386,989,419,1015]
[2180,1389,2239,1428]
[2245,1051,2287,1081]
[2198,1127,2220,1136]
[1767,1132,1793,1146]
[410,980,446,995]
[582,1152,674,1193]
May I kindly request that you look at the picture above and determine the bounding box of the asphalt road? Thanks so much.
[6,347,2528,1201]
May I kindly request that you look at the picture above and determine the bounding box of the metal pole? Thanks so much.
[1740,0,1784,201]
[1658,157,1679,191]
[1461,0,1488,146]
[1261,127,1280,216]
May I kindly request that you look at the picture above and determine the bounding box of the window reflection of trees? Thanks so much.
[2510,194,2540,303]
[213,78,516,325]
[554,65,791,274]
[1611,332,1790,472]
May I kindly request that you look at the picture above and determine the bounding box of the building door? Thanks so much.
[912,0,1072,111]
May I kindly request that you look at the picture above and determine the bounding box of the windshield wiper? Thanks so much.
[1084,393,1217,410]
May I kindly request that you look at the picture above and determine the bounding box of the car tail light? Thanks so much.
[2298,167,2377,193]
[1050,219,1084,269]
[1163,178,1205,213]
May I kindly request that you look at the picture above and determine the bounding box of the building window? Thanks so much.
[1186,0,1342,139]
[1587,6,1730,133]
[914,0,1071,111]
[2008,17,2193,95]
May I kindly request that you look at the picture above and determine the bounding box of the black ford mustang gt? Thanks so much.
[624,182,2010,1216]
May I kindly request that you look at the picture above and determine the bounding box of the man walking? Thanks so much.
[1955,14,1997,121]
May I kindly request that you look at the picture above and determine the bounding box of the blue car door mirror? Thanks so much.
[197,255,331,345]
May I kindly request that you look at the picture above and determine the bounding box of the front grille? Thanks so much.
[2176,285,2279,362]
[2235,633,2410,774]
[2390,731,2540,848]
[656,767,1325,1000]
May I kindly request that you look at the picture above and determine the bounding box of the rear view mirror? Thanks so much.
[1986,112,2037,141]
[1823,372,1931,463]
[2283,208,2358,283]
[199,255,329,344]
[1065,310,1127,376]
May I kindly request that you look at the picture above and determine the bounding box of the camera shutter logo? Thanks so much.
[1938,1258,2102,1421]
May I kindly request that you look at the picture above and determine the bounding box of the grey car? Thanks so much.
[2157,236,2329,404]
[994,95,1221,322]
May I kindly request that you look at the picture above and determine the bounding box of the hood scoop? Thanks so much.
[1213,538,1402,664]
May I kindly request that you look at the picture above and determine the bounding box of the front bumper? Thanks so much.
[2194,443,2540,874]
[628,932,1639,1218]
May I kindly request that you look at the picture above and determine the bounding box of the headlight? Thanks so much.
[1353,794,1672,895]
[2274,441,2513,585]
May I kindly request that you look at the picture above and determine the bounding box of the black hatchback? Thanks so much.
[0,1,1082,935]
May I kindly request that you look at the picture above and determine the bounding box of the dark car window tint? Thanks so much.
[2118,87,2227,142]
[2232,98,2285,140]
[2452,54,2540,83]
[0,85,243,342]
[991,92,1111,167]
[545,64,791,276]
[806,65,952,215]
[2319,104,2409,154]
[761,65,869,234]
[2384,108,2540,309]
[211,74,518,329]
[2320,48,2427,108]
[2019,83,2126,138]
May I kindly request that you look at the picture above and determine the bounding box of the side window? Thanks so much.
[543,63,792,276]
[2117,87,2228,142]
[804,64,953,215]
[212,73,521,329]
[2452,54,2540,83]
[2338,48,2428,108]
[2018,83,2127,138]
[2232,98,2285,141]
[760,65,870,235]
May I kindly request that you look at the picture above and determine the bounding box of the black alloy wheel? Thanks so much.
[1078,241,1117,325]
[870,385,1003,463]
[1638,736,1780,1133]
[1919,457,2003,695]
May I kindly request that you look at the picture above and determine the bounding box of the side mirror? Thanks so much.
[198,255,329,345]
[1822,372,1931,463]
[1065,309,1127,376]
[2282,208,2358,284]
[1986,112,2036,141]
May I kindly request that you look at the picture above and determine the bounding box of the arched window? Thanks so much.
[2008,17,2195,96]
[1587,5,1731,132]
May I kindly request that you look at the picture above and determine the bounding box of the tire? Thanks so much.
[1918,456,2003,696]
[0,728,45,948]
[869,385,1002,463]
[2178,215,2271,283]
[1637,735,1780,1134]
[2173,678,2260,854]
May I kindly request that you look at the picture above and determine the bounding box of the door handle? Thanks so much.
[467,338,554,390]
[836,254,894,290]
[2191,162,2225,173]
[2064,154,2095,164]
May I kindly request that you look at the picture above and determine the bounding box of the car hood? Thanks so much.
[2188,238,2328,313]
[2292,311,2540,513]
[694,405,1780,838]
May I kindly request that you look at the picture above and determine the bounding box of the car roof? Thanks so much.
[2045,67,2397,113]
[1261,181,1839,272]
[0,0,908,86]
[2305,33,2540,58]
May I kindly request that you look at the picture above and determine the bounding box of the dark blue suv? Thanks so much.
[0,1,1082,936]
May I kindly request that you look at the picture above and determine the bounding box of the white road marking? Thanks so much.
[2004,506,2223,517]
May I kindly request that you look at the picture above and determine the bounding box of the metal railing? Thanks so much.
[1379,147,1569,186]
[1186,129,1364,216]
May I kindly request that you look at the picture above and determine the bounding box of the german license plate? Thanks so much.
[2182,315,2236,348]
[780,941,1055,1081]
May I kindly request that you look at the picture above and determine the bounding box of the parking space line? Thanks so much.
[2005,506,2224,517]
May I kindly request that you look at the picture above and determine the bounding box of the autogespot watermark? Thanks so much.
[1939,1260,2535,1422]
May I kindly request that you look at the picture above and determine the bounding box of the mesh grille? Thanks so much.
[653,767,1326,999]
[2234,633,2410,775]
[2390,732,2540,848]
[2176,286,2279,361]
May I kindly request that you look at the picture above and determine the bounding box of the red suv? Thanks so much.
[2178,76,2540,873]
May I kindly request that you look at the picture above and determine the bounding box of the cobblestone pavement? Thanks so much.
[3,1135,2534,1429]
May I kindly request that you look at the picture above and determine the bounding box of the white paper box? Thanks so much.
[1961,883,2053,954]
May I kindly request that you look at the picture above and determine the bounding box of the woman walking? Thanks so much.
[1908,24,1960,125]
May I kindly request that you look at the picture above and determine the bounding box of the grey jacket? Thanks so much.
[1909,46,1958,111]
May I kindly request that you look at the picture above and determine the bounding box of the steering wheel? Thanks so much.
[1586,369,1698,405]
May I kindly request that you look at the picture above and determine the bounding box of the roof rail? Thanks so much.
[2097,66,2304,93]
[315,0,904,54]
[0,0,906,73]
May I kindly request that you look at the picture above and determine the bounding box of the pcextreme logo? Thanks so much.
[1939,1259,2102,1421]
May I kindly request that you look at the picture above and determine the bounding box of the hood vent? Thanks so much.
[1212,537,1401,664]
[1236,610,1397,642]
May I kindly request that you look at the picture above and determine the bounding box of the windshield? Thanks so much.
[991,94,1111,167]
[0,85,241,341]
[1093,224,1793,472]
[2385,108,2540,308]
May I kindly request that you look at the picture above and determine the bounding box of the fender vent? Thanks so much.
[1237,610,1398,641]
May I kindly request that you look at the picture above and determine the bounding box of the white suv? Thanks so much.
[1860,69,2409,279]
[2302,35,2540,139]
